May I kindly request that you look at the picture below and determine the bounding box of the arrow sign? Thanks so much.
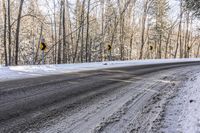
[40,37,47,51]
[108,45,112,51]
[40,36,46,64]
[40,42,46,51]
[150,46,153,51]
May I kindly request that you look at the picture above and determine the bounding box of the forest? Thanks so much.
[0,0,200,66]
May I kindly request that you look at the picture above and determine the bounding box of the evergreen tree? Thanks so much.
[184,0,200,17]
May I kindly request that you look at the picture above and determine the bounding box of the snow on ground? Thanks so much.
[1,59,200,132]
[160,70,200,133]
[0,58,200,82]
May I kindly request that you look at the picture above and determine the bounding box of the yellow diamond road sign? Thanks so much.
[150,46,153,50]
[40,37,47,51]
[108,45,112,51]
[40,43,46,51]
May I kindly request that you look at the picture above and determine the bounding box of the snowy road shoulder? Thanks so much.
[159,70,200,133]
[1,58,200,82]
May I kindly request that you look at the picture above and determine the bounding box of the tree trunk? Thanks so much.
[58,2,63,64]
[35,24,43,64]
[100,0,105,61]
[66,0,72,63]
[3,0,8,66]
[185,11,190,58]
[80,0,86,63]
[174,28,180,58]
[196,43,200,58]
[53,0,58,64]
[179,0,183,58]
[73,0,85,63]
[165,29,172,59]
[158,34,162,59]
[15,0,24,65]
[85,0,90,62]
[62,0,67,63]
[129,32,134,60]
[8,0,12,65]
[139,0,148,59]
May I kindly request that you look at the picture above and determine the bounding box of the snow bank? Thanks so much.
[0,58,200,82]
[180,75,200,132]
[160,69,200,133]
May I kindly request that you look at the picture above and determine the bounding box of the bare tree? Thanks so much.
[57,1,63,64]
[85,0,91,62]
[139,0,149,59]
[15,0,24,65]
[62,0,67,63]
[7,0,11,65]
[2,0,8,66]
[0,0,199,65]
[174,0,183,58]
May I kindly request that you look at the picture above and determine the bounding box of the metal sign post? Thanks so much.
[108,45,112,61]
[42,50,44,65]
[109,50,112,61]
[32,35,35,65]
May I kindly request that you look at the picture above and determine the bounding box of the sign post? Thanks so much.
[32,35,35,65]
[108,45,112,61]
[42,50,44,65]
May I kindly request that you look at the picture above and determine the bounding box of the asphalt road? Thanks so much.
[0,61,200,132]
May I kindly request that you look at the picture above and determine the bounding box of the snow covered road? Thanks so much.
[0,62,200,133]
